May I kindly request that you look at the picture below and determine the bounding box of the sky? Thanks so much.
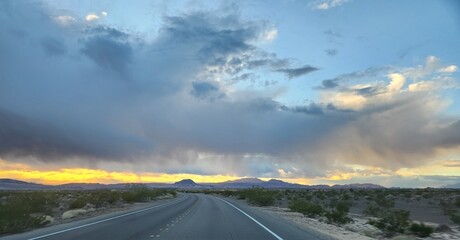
[0,0,459,188]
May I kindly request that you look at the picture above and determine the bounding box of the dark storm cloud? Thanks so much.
[277,65,319,79]
[354,86,379,96]
[4,2,324,163]
[80,36,133,75]
[190,81,224,100]
[0,108,150,160]
[317,79,340,89]
[160,13,256,62]
[280,103,324,115]
[439,120,460,147]
[40,37,67,56]
[246,54,291,70]
[154,13,310,82]
[0,1,459,178]
[87,26,129,39]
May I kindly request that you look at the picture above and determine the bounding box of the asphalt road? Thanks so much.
[2,194,322,240]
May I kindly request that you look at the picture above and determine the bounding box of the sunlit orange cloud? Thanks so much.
[395,160,460,177]
[0,159,315,185]
[0,168,242,185]
[315,164,393,182]
[0,167,317,185]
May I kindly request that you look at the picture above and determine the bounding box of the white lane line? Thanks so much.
[216,197,283,240]
[28,196,186,240]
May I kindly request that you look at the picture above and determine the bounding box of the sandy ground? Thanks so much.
[256,206,460,240]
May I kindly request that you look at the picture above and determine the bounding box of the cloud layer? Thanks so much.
[0,1,459,179]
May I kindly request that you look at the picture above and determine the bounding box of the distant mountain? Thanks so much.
[144,183,172,188]
[174,179,202,188]
[442,183,460,189]
[0,178,50,190]
[332,183,385,189]
[0,178,386,190]
[57,183,109,190]
[215,178,264,188]
[214,178,307,189]
[223,178,265,184]
[264,179,306,188]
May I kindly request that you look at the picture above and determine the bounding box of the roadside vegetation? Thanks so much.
[0,186,176,235]
[207,187,460,239]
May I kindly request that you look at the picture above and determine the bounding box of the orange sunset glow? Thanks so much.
[0,159,315,185]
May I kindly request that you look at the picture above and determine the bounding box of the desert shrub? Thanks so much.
[374,194,395,208]
[410,222,433,237]
[168,190,177,197]
[69,196,88,209]
[121,191,142,203]
[451,214,460,225]
[336,201,351,212]
[218,190,234,197]
[325,201,352,224]
[422,193,433,199]
[121,186,153,203]
[315,192,326,200]
[289,199,323,217]
[369,209,410,236]
[342,193,351,201]
[440,199,451,215]
[455,197,460,208]
[237,188,277,206]
[439,197,460,225]
[364,201,384,217]
[404,192,412,198]
[325,210,352,224]
[276,192,284,201]
[6,192,58,215]
[120,186,175,203]
[88,190,120,206]
[0,191,63,234]
[0,199,47,234]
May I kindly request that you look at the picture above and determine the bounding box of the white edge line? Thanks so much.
[216,197,283,240]
[28,195,185,240]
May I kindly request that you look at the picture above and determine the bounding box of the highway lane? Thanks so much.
[2,193,322,240]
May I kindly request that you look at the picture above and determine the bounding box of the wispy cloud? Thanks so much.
[53,15,76,25]
[85,11,108,22]
[277,65,319,79]
[314,0,349,10]
[85,14,99,22]
[439,65,458,73]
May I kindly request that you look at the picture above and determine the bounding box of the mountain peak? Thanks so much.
[224,178,264,184]
[0,178,30,184]
[268,179,284,183]
[174,179,197,185]
[0,178,48,190]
